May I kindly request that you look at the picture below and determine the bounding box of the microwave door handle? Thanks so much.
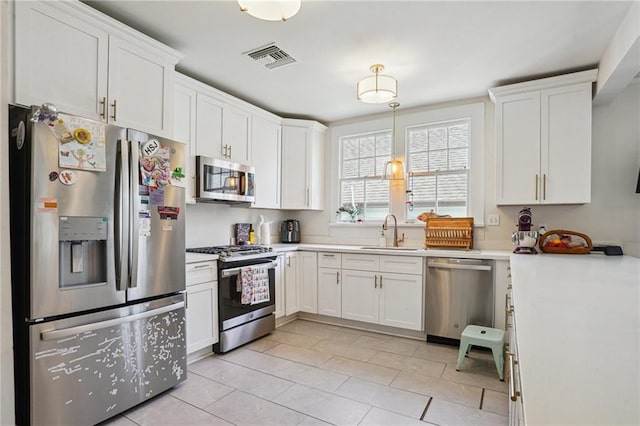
[129,140,140,289]
[115,139,130,291]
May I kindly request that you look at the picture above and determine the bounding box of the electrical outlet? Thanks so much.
[487,214,500,226]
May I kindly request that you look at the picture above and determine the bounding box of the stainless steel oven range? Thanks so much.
[187,245,277,353]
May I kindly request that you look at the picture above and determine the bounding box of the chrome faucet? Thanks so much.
[382,214,404,247]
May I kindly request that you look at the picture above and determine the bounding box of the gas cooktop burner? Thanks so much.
[187,245,274,261]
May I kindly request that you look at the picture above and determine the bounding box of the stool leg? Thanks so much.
[456,342,469,371]
[492,347,504,381]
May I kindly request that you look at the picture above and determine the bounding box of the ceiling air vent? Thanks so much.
[244,43,296,69]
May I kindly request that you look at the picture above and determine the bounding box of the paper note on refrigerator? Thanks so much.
[54,113,106,172]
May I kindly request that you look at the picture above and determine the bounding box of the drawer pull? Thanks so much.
[193,264,211,269]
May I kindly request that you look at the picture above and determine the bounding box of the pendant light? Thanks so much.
[238,0,301,22]
[382,102,405,180]
[357,64,398,104]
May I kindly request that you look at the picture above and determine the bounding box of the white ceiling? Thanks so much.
[83,0,633,124]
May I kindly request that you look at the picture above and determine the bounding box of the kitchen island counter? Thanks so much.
[510,254,640,425]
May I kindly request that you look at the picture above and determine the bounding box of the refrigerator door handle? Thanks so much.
[129,140,140,289]
[115,139,130,291]
[40,301,185,341]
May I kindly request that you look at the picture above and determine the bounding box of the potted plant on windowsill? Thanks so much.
[336,205,362,223]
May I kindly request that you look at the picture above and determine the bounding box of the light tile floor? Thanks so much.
[104,320,508,426]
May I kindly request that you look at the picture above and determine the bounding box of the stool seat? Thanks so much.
[456,325,506,381]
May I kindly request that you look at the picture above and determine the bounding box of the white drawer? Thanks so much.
[318,252,341,268]
[379,255,422,275]
[342,253,379,271]
[185,261,217,286]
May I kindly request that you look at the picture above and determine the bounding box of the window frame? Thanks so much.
[405,118,471,219]
[329,101,485,226]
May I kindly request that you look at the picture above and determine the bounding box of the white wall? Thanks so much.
[185,204,291,247]
[293,82,640,256]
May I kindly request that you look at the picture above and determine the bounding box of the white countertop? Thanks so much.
[510,253,640,425]
[271,243,512,260]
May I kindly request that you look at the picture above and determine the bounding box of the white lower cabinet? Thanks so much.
[340,254,424,331]
[274,253,286,319]
[298,252,318,314]
[341,269,379,323]
[506,283,524,426]
[284,252,299,316]
[318,268,341,317]
[378,272,423,330]
[185,260,218,354]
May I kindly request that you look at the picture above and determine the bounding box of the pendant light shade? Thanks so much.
[238,0,301,22]
[382,102,405,180]
[357,64,398,104]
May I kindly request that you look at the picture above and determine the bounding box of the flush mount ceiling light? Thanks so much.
[382,102,405,181]
[238,0,301,22]
[357,64,398,104]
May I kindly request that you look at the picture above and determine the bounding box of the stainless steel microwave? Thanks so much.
[195,156,255,203]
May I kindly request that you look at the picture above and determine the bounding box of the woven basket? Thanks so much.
[425,217,474,250]
[539,230,592,254]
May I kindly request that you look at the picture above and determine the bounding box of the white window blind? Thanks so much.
[338,131,391,221]
[406,119,470,219]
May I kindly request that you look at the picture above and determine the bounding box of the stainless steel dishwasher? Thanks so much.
[425,258,494,341]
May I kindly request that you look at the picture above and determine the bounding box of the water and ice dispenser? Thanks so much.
[59,216,108,288]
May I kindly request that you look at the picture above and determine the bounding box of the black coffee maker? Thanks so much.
[280,220,300,243]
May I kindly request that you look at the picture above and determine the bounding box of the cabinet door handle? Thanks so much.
[543,174,547,200]
[374,275,378,288]
[508,352,520,401]
[111,99,117,121]
[379,275,383,288]
[336,271,340,285]
[535,174,539,200]
[228,145,232,159]
[185,291,188,309]
[193,264,211,270]
[306,188,310,207]
[100,97,107,119]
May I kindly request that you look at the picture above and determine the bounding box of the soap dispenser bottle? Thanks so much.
[379,228,386,247]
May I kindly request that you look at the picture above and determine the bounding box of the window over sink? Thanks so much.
[333,102,485,225]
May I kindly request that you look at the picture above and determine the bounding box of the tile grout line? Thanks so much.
[420,396,433,421]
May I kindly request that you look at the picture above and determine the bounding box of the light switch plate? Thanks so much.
[487,214,500,226]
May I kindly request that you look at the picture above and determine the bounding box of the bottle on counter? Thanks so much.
[249,225,256,245]
[379,227,386,247]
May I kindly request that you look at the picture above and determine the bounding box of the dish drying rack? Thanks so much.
[424,217,474,250]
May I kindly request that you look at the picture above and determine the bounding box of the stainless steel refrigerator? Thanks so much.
[8,105,187,425]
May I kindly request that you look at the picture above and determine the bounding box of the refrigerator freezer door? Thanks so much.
[126,129,186,301]
[29,294,186,426]
[21,111,127,319]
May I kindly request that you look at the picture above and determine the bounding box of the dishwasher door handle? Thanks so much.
[427,261,492,271]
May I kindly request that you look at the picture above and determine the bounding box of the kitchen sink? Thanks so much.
[359,246,424,251]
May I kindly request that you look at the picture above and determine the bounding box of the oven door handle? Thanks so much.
[221,261,277,278]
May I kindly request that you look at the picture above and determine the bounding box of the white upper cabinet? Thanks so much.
[281,119,327,210]
[222,105,251,164]
[251,114,282,209]
[490,69,597,205]
[14,0,181,137]
[106,36,175,136]
[173,78,197,203]
[195,92,224,159]
[176,73,265,167]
